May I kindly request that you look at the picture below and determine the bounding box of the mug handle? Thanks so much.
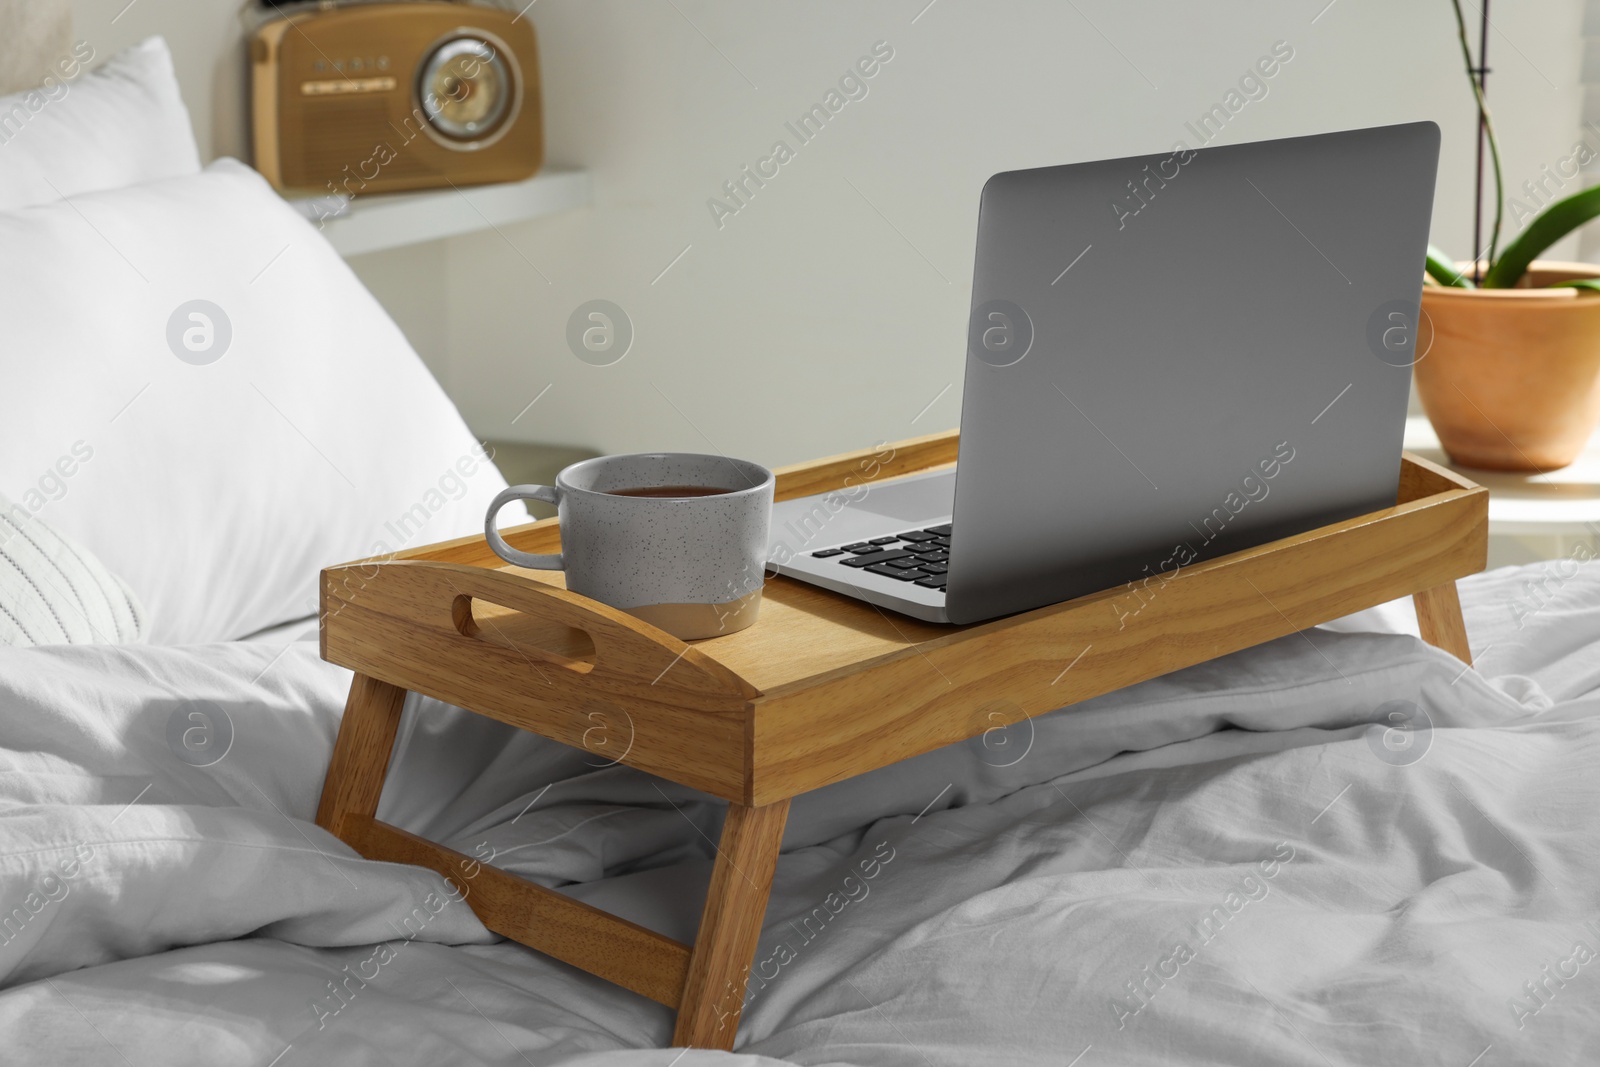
[485,484,563,570]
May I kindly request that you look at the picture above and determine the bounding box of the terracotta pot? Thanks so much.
[1415,261,1600,471]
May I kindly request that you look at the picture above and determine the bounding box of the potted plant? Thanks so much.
[1416,0,1600,471]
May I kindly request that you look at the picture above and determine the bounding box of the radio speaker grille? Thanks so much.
[285,98,440,188]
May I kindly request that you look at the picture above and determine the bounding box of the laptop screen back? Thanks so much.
[946,122,1439,624]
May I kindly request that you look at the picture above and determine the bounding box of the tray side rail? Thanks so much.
[320,559,758,801]
[748,460,1489,804]
[1398,449,1480,501]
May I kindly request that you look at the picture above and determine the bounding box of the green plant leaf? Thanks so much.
[1484,185,1600,288]
[1545,277,1600,294]
[1425,244,1474,287]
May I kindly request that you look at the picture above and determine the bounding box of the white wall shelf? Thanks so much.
[310,167,590,257]
[1405,415,1600,538]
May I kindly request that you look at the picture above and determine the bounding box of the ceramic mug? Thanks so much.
[484,452,775,640]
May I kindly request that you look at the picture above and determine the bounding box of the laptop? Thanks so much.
[768,121,1440,625]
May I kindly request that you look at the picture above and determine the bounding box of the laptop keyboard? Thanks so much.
[811,524,952,591]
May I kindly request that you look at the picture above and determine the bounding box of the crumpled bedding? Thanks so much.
[0,560,1596,1065]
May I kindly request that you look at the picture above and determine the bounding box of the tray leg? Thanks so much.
[1414,581,1472,666]
[316,674,409,839]
[673,798,791,1050]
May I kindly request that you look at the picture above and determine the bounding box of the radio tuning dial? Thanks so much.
[418,36,517,149]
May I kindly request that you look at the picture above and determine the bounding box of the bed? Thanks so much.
[4,8,1600,1066]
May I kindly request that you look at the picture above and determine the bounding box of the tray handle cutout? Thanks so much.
[321,560,760,701]
[452,593,598,674]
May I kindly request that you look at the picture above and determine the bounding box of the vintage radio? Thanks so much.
[251,1,543,195]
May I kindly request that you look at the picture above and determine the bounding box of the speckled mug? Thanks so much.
[484,453,775,640]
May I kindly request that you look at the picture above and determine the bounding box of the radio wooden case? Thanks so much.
[252,2,544,196]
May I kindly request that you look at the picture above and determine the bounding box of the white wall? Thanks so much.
[72,0,1587,468]
[68,0,248,161]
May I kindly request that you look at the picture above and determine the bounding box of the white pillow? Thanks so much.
[0,36,201,211]
[0,159,522,644]
[0,499,147,646]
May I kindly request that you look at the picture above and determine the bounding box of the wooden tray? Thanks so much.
[315,429,1487,1049]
